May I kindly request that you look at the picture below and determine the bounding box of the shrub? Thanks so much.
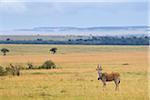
[9,64,20,76]
[5,67,13,75]
[0,66,6,76]
[0,65,20,76]
[11,67,20,76]
[39,60,56,69]
[27,62,33,69]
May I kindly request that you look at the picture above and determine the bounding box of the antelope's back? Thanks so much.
[103,72,120,81]
[112,72,120,77]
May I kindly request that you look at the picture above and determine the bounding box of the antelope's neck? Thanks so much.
[98,70,102,78]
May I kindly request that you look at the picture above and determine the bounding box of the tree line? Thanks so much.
[0,36,149,45]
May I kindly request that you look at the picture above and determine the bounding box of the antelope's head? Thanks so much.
[96,64,102,71]
[96,64,103,80]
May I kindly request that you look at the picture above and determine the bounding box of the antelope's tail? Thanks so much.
[118,80,120,84]
[118,74,120,84]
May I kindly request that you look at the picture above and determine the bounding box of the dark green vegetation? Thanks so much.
[39,60,56,69]
[0,48,9,56]
[0,60,56,76]
[0,35,149,45]
[27,60,57,69]
[0,65,20,76]
[0,66,6,76]
[50,48,57,54]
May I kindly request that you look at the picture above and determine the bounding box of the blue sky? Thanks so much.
[0,0,148,30]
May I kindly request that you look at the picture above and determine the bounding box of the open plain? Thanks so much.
[0,44,149,100]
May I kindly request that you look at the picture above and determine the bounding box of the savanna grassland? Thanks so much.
[0,44,149,100]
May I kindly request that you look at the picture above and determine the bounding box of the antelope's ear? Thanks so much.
[97,64,100,68]
[96,64,99,70]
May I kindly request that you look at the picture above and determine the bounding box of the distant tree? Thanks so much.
[84,39,87,42]
[1,48,9,56]
[92,36,97,40]
[144,36,149,39]
[68,39,72,42]
[50,48,57,54]
[121,36,124,39]
[76,39,83,41]
[133,36,137,39]
[6,38,10,41]
[37,38,43,41]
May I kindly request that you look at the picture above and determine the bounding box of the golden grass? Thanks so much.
[0,44,149,100]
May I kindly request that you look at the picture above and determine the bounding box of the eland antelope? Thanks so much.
[97,64,120,90]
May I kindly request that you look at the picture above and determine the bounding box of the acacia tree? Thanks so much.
[1,48,9,56]
[50,48,57,54]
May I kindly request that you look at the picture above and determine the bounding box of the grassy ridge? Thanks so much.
[0,44,148,55]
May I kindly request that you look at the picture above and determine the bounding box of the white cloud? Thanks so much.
[0,0,147,14]
[0,0,147,3]
[0,0,27,13]
[25,0,148,3]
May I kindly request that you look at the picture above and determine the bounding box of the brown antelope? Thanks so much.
[97,64,120,90]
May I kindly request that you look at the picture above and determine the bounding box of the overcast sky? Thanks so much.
[0,0,148,30]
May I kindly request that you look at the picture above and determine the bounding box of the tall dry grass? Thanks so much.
[0,44,149,100]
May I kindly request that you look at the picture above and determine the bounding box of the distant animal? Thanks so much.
[96,64,120,90]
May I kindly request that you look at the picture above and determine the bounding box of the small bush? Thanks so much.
[27,62,33,69]
[0,66,6,76]
[8,64,20,76]
[0,65,20,76]
[39,60,56,69]
[5,67,13,75]
[60,89,66,93]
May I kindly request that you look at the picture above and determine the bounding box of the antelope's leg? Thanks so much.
[102,80,106,91]
[115,84,118,91]
[114,79,119,91]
